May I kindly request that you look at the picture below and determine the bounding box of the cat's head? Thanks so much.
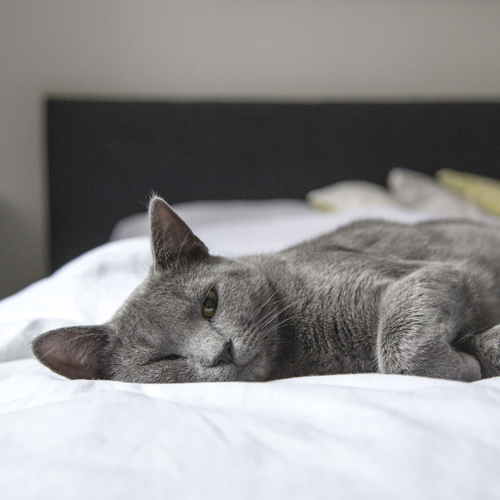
[32,197,281,383]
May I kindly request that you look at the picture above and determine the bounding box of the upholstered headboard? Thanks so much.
[47,99,500,271]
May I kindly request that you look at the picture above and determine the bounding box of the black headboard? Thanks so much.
[47,99,500,271]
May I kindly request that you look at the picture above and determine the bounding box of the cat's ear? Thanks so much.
[32,325,111,380]
[149,196,208,270]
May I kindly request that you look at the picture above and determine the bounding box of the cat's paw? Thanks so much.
[465,325,500,378]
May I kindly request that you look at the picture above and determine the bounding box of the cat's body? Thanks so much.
[33,198,500,383]
[258,219,500,381]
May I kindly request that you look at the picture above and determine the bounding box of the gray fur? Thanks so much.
[32,197,500,383]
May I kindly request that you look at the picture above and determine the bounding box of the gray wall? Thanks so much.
[1,0,500,299]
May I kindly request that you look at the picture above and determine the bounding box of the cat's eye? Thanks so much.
[163,354,182,361]
[147,354,183,365]
[202,290,218,319]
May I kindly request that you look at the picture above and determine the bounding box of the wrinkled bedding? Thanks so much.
[1,203,500,500]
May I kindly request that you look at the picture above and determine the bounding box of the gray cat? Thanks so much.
[32,196,500,383]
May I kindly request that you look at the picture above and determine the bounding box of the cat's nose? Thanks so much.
[211,341,234,366]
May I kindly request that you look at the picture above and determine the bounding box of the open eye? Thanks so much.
[202,290,218,319]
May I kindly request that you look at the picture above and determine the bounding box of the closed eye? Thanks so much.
[146,354,184,365]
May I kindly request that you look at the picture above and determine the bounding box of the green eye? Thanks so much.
[202,290,218,319]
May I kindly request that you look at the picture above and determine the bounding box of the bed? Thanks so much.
[1,100,500,499]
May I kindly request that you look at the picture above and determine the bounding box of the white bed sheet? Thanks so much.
[1,203,500,500]
[109,199,320,241]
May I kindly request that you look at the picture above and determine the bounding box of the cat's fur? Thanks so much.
[32,196,500,383]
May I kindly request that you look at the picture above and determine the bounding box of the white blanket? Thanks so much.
[1,204,499,500]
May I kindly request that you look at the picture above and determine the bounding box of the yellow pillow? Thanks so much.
[436,169,500,216]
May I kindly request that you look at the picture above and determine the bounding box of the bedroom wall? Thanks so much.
[1,0,500,299]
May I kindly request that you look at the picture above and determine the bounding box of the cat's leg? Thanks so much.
[377,264,482,382]
[463,325,500,378]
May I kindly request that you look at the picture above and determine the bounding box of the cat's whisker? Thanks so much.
[253,290,279,317]
[455,325,489,346]
[253,298,302,334]
[116,249,150,274]
[250,292,282,329]
[251,295,292,331]
[256,313,302,342]
[246,299,303,353]
[95,295,115,322]
[250,303,296,337]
